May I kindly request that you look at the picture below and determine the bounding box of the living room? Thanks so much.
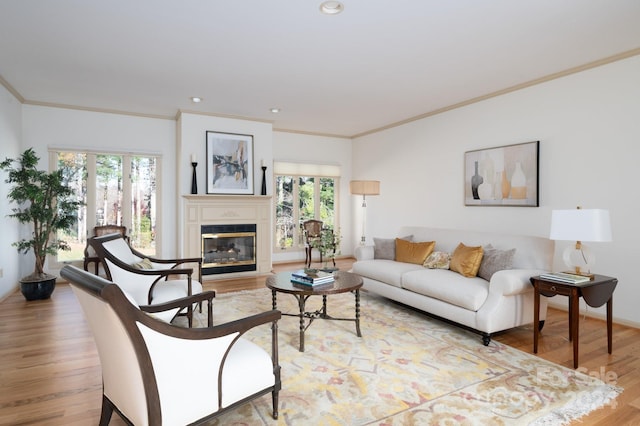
[2,53,640,329]
[1,1,640,423]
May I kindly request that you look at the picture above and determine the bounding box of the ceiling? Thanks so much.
[1,1,640,138]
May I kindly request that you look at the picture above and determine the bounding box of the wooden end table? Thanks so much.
[530,274,617,369]
[266,270,363,352]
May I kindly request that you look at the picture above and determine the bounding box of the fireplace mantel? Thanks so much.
[182,195,272,279]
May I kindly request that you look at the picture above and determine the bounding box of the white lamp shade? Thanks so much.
[549,209,612,242]
[350,180,380,195]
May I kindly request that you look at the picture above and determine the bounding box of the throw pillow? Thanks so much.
[450,243,484,277]
[478,247,516,281]
[423,251,450,269]
[374,235,413,260]
[395,239,435,265]
[131,258,153,269]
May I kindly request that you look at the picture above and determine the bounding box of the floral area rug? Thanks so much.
[176,288,621,425]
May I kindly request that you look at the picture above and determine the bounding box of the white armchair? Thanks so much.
[61,265,282,425]
[89,233,204,326]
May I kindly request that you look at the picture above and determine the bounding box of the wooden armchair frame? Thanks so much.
[84,225,129,274]
[61,265,281,425]
[89,233,204,326]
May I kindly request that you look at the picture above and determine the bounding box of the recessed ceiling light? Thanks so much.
[191,97,202,103]
[270,107,281,113]
[320,1,344,15]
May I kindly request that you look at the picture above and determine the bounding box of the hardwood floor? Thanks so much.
[1,257,639,424]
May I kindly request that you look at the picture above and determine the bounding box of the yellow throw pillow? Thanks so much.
[132,258,153,269]
[450,243,484,277]
[395,239,436,265]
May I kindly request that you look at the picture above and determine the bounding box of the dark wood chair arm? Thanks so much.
[133,305,282,341]
[139,290,216,313]
[105,254,195,277]
[128,245,202,266]
[140,291,216,326]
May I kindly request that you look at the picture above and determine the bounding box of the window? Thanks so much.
[274,162,340,251]
[51,150,160,266]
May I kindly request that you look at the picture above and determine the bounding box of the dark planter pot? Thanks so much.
[20,276,56,300]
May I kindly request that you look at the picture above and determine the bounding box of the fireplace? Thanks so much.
[183,195,271,279]
[201,224,257,275]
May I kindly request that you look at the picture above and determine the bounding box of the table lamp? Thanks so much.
[350,180,380,245]
[549,207,612,278]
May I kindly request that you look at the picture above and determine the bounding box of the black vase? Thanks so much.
[20,277,56,300]
[471,160,483,200]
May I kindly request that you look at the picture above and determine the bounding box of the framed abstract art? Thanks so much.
[464,140,539,207]
[206,131,254,195]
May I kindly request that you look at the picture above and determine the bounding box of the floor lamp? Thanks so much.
[350,180,380,246]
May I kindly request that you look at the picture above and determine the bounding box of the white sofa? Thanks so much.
[352,226,554,345]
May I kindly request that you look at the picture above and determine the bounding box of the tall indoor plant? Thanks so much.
[1,148,83,300]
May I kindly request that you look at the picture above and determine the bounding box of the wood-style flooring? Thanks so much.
[1,257,639,425]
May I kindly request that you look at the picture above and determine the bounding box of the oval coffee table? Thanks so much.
[266,270,363,352]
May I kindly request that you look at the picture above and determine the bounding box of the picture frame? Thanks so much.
[206,131,254,195]
[464,140,539,207]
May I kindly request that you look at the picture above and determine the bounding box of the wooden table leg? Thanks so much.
[533,284,539,354]
[271,289,277,310]
[607,297,613,354]
[570,289,580,368]
[355,289,362,337]
[298,295,306,352]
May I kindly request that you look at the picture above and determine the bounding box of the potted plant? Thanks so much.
[311,227,342,272]
[1,148,83,300]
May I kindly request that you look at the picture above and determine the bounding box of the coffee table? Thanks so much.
[266,270,363,352]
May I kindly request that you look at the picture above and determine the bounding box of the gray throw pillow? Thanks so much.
[478,247,516,281]
[373,235,413,260]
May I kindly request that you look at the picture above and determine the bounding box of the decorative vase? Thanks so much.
[191,162,198,194]
[261,166,267,195]
[510,161,527,199]
[471,161,483,200]
[501,170,510,199]
[493,171,503,201]
[480,153,495,186]
[478,171,493,200]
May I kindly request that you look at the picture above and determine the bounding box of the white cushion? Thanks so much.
[103,238,143,264]
[401,269,489,311]
[221,338,276,407]
[352,259,423,288]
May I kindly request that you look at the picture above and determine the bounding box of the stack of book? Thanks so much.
[539,272,591,284]
[290,269,335,286]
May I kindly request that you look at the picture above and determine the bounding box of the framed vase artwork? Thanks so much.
[464,140,539,207]
[206,131,254,194]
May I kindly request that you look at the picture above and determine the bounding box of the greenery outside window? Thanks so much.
[50,150,160,267]
[274,162,340,251]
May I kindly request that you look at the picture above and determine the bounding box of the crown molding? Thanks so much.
[272,127,351,139]
[177,109,274,125]
[22,100,175,120]
[0,73,25,103]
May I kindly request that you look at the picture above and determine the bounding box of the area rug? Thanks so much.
[177,288,621,425]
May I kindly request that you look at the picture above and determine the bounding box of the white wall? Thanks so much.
[353,55,640,326]
[21,105,177,270]
[0,85,22,300]
[272,131,353,263]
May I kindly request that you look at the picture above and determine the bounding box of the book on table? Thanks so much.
[539,272,591,284]
[290,269,335,285]
[291,278,335,289]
